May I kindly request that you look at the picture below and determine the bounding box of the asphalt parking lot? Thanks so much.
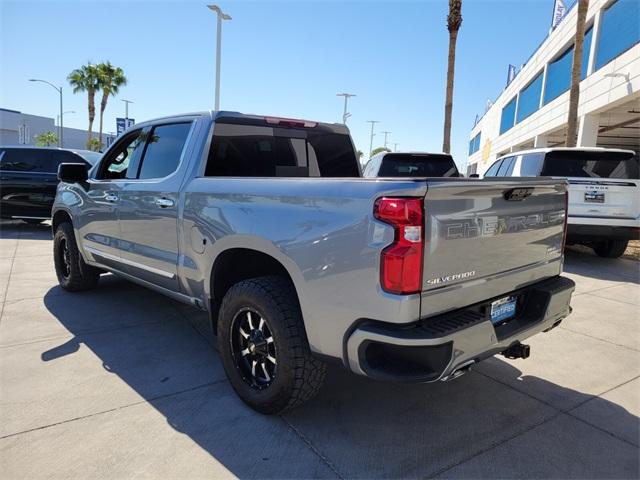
[0,220,638,479]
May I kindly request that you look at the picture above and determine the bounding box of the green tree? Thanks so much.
[565,0,589,147]
[97,62,127,147]
[370,147,391,157]
[87,137,103,152]
[34,131,58,146]
[442,0,462,154]
[68,62,101,149]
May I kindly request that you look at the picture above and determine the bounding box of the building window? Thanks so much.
[595,0,640,70]
[543,27,592,105]
[499,97,517,134]
[468,132,481,155]
[516,72,543,123]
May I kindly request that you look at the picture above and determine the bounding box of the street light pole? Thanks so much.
[366,120,379,158]
[381,131,391,148]
[122,99,134,124]
[336,93,356,124]
[207,5,232,111]
[29,79,63,147]
[57,111,75,140]
[393,142,399,152]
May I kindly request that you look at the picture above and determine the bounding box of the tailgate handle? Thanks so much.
[503,188,533,201]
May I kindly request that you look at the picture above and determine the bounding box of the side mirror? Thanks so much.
[469,173,480,178]
[58,163,88,183]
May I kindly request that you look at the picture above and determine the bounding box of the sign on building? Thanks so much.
[116,118,135,136]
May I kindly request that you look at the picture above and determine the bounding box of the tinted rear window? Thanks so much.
[206,122,358,177]
[541,150,639,179]
[0,149,51,172]
[377,153,459,177]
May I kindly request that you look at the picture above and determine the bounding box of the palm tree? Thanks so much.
[442,0,462,154]
[68,63,100,148]
[97,62,127,147]
[565,0,590,147]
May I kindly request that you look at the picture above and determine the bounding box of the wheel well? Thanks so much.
[52,210,72,232]
[209,248,295,334]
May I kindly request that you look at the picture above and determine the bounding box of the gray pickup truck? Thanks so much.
[52,111,575,414]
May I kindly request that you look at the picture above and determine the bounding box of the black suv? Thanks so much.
[0,146,101,223]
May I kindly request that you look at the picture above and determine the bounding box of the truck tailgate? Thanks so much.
[422,178,567,296]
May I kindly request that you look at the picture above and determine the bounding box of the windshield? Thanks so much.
[378,153,459,177]
[74,151,103,166]
[541,150,639,179]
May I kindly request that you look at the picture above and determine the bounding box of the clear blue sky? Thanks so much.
[1,0,557,169]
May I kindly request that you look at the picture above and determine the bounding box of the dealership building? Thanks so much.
[0,108,116,150]
[467,0,639,175]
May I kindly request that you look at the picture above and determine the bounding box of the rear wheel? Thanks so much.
[53,222,101,291]
[217,276,326,414]
[593,239,628,259]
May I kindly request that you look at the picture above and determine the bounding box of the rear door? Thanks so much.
[421,178,567,292]
[541,150,639,221]
[117,120,195,290]
[0,148,55,219]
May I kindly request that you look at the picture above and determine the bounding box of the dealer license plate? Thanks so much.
[490,296,517,325]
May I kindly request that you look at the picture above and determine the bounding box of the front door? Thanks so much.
[117,121,194,291]
[77,129,146,272]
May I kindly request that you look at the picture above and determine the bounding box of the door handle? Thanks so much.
[155,197,175,208]
[105,193,119,202]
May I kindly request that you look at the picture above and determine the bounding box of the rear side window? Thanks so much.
[0,149,51,172]
[205,122,358,177]
[484,159,503,177]
[496,157,516,176]
[541,150,639,179]
[519,153,544,176]
[377,153,459,177]
[137,123,192,180]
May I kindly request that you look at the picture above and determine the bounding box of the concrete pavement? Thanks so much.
[0,221,638,479]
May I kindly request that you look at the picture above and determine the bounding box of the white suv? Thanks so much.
[484,147,639,258]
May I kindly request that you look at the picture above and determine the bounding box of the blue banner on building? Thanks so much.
[506,64,517,86]
[116,118,135,135]
[551,0,567,29]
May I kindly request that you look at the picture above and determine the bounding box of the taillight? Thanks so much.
[374,197,424,295]
[562,190,569,251]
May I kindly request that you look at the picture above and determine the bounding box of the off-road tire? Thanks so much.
[217,275,326,414]
[593,239,628,259]
[53,222,101,291]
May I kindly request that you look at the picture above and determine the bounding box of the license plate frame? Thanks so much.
[490,296,517,325]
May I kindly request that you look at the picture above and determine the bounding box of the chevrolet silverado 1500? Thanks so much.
[52,111,575,413]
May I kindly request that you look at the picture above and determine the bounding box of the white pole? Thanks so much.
[215,13,222,111]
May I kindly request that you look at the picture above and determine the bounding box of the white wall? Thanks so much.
[468,0,640,175]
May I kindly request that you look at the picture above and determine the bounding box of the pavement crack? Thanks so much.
[0,380,225,440]
[280,415,344,480]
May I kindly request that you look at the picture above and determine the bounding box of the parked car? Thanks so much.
[52,111,575,413]
[363,151,461,177]
[0,146,101,223]
[484,147,639,258]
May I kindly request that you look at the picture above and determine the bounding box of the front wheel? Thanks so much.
[217,276,326,414]
[53,222,101,291]
[593,239,628,259]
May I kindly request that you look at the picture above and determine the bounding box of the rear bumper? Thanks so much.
[345,276,575,382]
[567,223,640,241]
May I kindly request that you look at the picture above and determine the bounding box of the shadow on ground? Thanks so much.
[39,272,639,479]
[564,246,640,284]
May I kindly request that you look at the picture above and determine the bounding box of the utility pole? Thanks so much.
[207,4,232,111]
[366,120,379,158]
[381,131,391,148]
[393,143,399,152]
[336,93,356,124]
